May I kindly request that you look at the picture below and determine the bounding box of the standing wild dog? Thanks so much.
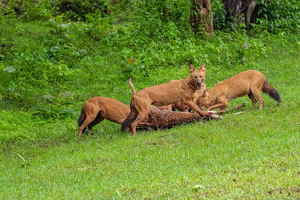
[121,64,219,134]
[196,70,281,111]
[129,77,192,112]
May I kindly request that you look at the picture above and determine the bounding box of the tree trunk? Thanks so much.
[222,0,258,27]
[190,0,214,35]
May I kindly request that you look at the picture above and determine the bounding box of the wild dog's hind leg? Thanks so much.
[88,112,104,135]
[130,112,149,134]
[251,88,264,109]
[78,111,99,137]
[248,91,257,106]
[130,106,151,135]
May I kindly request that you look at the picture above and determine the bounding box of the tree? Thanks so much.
[222,0,258,27]
[190,0,214,35]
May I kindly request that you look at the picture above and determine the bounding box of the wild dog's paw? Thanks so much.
[242,103,246,107]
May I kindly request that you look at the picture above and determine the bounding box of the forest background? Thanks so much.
[0,0,299,198]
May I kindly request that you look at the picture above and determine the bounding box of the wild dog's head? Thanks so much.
[173,101,190,112]
[188,64,206,90]
[195,89,210,110]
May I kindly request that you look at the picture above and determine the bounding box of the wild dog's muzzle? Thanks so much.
[197,82,203,90]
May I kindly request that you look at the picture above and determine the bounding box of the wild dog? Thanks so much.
[121,64,219,134]
[77,96,152,137]
[169,83,207,112]
[129,77,190,112]
[196,70,281,111]
[190,82,207,111]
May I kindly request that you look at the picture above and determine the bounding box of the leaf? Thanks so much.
[46,98,55,104]
[4,66,16,73]
[242,42,251,49]
[193,185,204,190]
[127,58,137,65]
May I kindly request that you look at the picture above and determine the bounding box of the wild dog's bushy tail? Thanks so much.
[262,80,281,103]
[121,101,138,132]
[78,107,87,133]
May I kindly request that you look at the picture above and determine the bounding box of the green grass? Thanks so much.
[1,93,300,199]
[1,106,299,199]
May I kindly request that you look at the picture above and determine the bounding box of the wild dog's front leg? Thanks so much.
[185,100,211,117]
[248,92,257,106]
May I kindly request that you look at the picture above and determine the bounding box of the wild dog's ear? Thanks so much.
[200,64,206,72]
[189,64,196,73]
[201,89,209,97]
[205,89,209,96]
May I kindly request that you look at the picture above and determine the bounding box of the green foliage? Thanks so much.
[255,0,300,33]
[50,0,110,21]
[1,0,109,21]
[1,0,52,20]
[0,0,299,113]
[30,93,77,120]
[211,0,300,33]
[211,0,231,31]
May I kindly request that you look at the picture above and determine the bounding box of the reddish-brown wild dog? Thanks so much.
[121,64,219,134]
[197,70,281,111]
[129,77,191,112]
[77,96,152,137]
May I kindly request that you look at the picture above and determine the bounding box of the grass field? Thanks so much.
[1,17,300,199]
[1,72,299,199]
[1,102,300,199]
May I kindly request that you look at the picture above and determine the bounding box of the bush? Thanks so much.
[255,0,300,33]
[1,0,52,20]
[212,0,300,33]
[1,0,109,21]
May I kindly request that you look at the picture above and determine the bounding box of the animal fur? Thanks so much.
[77,96,152,137]
[196,70,281,110]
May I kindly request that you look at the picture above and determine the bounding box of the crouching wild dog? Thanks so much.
[196,70,281,111]
[121,64,219,134]
[77,96,152,137]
